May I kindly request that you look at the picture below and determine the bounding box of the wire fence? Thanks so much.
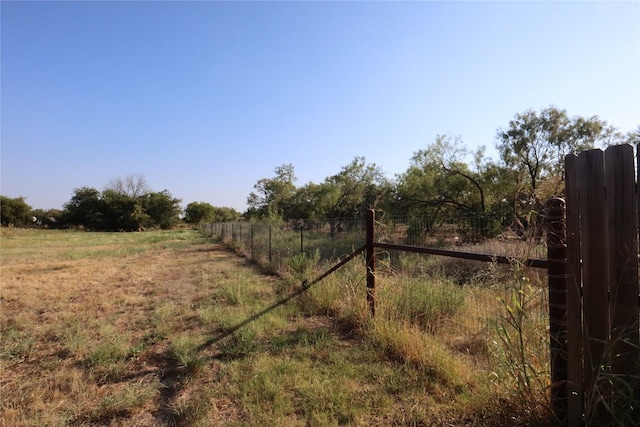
[200,215,549,336]
[200,218,367,271]
[201,215,546,270]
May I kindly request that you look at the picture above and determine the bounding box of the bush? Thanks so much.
[1,196,33,227]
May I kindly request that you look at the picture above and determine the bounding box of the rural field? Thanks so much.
[1,228,552,426]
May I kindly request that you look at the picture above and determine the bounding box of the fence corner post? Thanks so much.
[546,196,568,425]
[366,209,376,317]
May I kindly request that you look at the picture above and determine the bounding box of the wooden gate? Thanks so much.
[558,143,640,426]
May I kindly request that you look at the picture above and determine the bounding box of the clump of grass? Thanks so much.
[0,324,36,362]
[293,377,360,425]
[296,255,371,329]
[225,353,368,426]
[86,325,131,367]
[269,326,331,352]
[388,277,465,332]
[75,381,157,425]
[152,301,177,339]
[166,390,212,427]
[63,320,92,357]
[213,281,259,306]
[366,317,471,388]
[214,283,245,305]
[168,335,206,375]
[217,327,258,360]
[283,249,321,282]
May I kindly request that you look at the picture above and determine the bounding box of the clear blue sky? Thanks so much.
[2,1,638,213]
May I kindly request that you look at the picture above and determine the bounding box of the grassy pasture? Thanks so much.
[1,228,552,426]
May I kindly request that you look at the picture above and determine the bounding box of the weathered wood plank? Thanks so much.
[564,153,583,427]
[605,144,639,380]
[547,197,568,424]
[575,149,609,398]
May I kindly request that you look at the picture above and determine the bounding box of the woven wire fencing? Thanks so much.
[200,218,367,272]
[201,215,549,339]
[374,246,549,338]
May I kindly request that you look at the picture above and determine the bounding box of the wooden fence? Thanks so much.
[557,143,640,426]
[364,144,639,426]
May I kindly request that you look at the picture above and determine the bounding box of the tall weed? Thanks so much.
[489,262,551,422]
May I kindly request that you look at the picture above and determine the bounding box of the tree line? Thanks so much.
[2,107,638,233]
[1,174,240,231]
[245,107,639,236]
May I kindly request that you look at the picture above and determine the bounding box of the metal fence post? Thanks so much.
[547,197,568,425]
[366,209,376,317]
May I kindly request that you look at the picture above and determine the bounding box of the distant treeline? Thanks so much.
[3,107,638,232]
[1,175,240,231]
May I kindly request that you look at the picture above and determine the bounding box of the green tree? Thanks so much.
[62,187,104,230]
[282,158,390,229]
[246,164,297,220]
[184,201,216,225]
[287,182,332,225]
[100,189,142,231]
[314,157,390,234]
[101,174,154,231]
[396,136,487,230]
[496,107,614,196]
[496,107,617,239]
[62,182,182,231]
[212,206,241,222]
[624,125,640,145]
[141,190,182,230]
[323,157,389,218]
[0,196,33,227]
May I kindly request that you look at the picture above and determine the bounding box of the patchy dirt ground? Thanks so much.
[0,230,291,425]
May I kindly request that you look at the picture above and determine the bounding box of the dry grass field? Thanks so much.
[1,228,552,426]
[1,229,286,425]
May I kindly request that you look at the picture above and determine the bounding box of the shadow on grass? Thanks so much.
[196,244,366,356]
[79,243,365,425]
[142,245,365,424]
